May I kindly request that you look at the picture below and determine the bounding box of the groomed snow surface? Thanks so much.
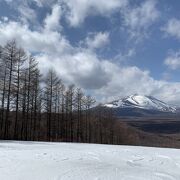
[0,141,180,180]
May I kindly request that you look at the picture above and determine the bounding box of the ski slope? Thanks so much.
[0,141,180,180]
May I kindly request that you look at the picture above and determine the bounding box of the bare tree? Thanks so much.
[25,56,39,140]
[0,45,7,136]
[0,40,122,146]
[44,69,60,141]
[83,95,96,143]
[13,48,27,139]
[75,88,84,142]
[65,84,75,141]
[32,69,41,140]
[3,41,18,139]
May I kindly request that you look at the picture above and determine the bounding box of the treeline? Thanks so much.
[0,41,123,145]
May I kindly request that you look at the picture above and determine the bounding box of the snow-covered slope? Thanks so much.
[104,94,176,112]
[0,141,180,180]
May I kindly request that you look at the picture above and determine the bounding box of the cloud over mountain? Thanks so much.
[0,0,180,105]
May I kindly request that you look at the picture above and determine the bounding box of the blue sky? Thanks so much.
[0,0,180,104]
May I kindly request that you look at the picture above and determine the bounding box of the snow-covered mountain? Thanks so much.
[104,94,177,114]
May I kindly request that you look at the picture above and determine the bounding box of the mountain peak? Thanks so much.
[104,94,176,113]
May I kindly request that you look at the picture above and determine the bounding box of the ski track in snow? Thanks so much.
[0,141,180,180]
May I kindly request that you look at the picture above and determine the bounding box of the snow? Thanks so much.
[104,104,115,108]
[129,95,155,107]
[126,95,162,110]
[104,94,176,112]
[0,141,180,180]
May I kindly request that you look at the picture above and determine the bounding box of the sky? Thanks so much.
[0,0,180,104]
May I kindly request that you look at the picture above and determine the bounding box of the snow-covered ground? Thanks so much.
[0,141,180,180]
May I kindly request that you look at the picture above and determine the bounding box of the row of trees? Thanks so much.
[0,41,123,145]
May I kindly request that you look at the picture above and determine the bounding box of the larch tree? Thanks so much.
[13,48,27,139]
[44,69,60,141]
[75,88,84,142]
[3,41,18,139]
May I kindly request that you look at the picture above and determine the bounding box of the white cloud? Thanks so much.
[164,50,180,70]
[5,0,127,28]
[4,0,12,2]
[114,48,136,62]
[5,0,57,8]
[162,18,180,40]
[85,32,110,50]
[32,0,58,7]
[18,2,37,24]
[37,52,111,89]
[1,1,180,105]
[32,0,47,7]
[44,4,62,31]
[1,18,180,105]
[161,72,171,81]
[4,0,37,25]
[0,21,70,55]
[1,17,8,22]
[95,64,180,105]
[36,50,180,105]
[123,0,160,41]
[63,0,127,26]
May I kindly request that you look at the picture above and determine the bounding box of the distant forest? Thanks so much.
[0,40,126,145]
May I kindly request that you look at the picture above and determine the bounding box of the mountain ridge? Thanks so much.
[103,94,177,116]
